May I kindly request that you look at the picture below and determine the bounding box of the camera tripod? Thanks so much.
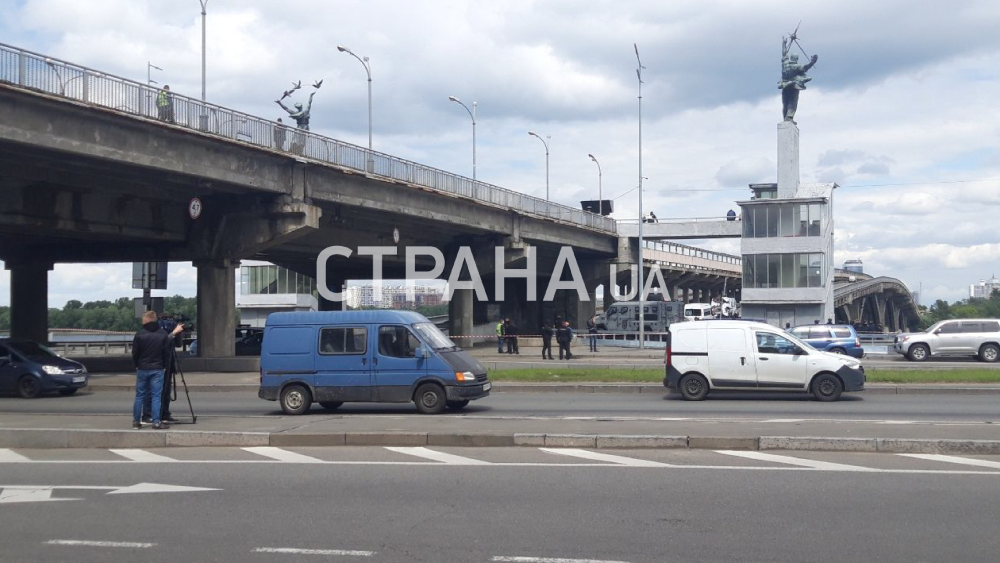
[166,347,197,424]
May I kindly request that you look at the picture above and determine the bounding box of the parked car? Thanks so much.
[683,303,713,321]
[788,324,864,358]
[663,320,865,401]
[259,310,490,415]
[893,319,1000,362]
[0,338,89,398]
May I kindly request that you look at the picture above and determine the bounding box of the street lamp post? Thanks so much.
[199,0,209,101]
[448,96,477,181]
[635,43,646,349]
[338,45,373,161]
[588,153,602,215]
[147,62,162,86]
[528,131,550,201]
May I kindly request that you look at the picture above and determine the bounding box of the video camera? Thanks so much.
[158,313,195,334]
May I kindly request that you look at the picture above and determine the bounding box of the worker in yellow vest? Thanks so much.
[156,85,174,123]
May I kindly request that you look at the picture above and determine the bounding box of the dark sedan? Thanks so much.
[0,339,89,398]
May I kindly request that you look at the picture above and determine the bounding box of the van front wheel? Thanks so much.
[678,374,709,401]
[414,383,447,414]
[812,373,843,402]
[280,384,312,415]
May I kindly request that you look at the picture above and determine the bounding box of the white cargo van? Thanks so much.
[683,303,713,321]
[663,320,865,401]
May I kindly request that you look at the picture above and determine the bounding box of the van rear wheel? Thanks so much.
[280,384,312,415]
[414,383,447,414]
[678,374,709,401]
[812,373,843,402]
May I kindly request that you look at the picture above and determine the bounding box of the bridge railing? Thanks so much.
[0,42,616,234]
[642,239,742,267]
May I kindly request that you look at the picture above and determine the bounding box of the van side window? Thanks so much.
[983,322,1000,332]
[319,327,367,355]
[756,332,801,355]
[378,326,420,358]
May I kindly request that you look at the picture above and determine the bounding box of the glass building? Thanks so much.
[238,261,318,327]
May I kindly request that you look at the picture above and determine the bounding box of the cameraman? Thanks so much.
[132,311,183,430]
[142,314,186,424]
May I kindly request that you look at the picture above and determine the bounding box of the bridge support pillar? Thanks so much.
[448,288,473,338]
[195,260,237,357]
[318,278,345,311]
[874,295,887,330]
[893,306,902,333]
[6,260,52,343]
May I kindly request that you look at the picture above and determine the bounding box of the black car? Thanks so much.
[0,339,89,398]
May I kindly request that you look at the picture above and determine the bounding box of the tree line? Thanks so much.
[919,290,1000,329]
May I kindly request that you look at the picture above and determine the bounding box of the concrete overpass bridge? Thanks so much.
[833,272,919,332]
[0,43,623,355]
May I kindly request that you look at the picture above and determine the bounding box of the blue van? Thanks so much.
[788,324,865,358]
[258,311,490,415]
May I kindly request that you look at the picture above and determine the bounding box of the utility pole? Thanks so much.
[635,43,646,349]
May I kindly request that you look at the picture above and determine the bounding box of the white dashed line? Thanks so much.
[109,449,176,462]
[253,547,374,556]
[0,448,30,462]
[898,454,1000,470]
[384,447,492,465]
[539,448,670,467]
[492,557,631,563]
[46,539,156,548]
[715,450,877,472]
[242,447,324,463]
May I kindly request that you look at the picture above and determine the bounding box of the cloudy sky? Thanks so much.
[2,0,1000,307]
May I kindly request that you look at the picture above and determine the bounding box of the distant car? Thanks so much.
[0,339,89,398]
[189,327,264,357]
[788,325,864,358]
[893,319,1000,362]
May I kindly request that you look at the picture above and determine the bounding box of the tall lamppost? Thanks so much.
[634,43,646,349]
[199,0,209,101]
[449,96,477,181]
[588,153,602,215]
[528,131,550,201]
[147,62,162,86]
[338,45,373,155]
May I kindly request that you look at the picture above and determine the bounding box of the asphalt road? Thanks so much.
[2,390,999,423]
[2,447,999,562]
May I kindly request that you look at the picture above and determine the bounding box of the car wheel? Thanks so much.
[907,344,930,362]
[58,388,79,396]
[280,384,311,415]
[829,347,846,355]
[446,399,470,410]
[979,344,1000,363]
[812,373,843,402]
[678,373,709,401]
[18,376,42,399]
[414,383,447,414]
[319,401,343,411]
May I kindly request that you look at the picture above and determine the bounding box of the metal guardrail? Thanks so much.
[0,42,616,234]
[618,216,735,224]
[642,239,742,266]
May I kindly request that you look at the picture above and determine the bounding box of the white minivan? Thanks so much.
[664,320,865,402]
[683,303,714,321]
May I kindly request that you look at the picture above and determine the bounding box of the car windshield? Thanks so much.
[6,341,60,362]
[411,322,457,350]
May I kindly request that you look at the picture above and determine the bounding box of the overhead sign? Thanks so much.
[189,197,203,220]
[132,262,168,290]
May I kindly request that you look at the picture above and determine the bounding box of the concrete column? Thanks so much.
[777,121,800,198]
[318,279,345,311]
[665,284,676,302]
[603,285,615,312]
[874,295,887,330]
[448,288,473,337]
[195,260,237,357]
[6,260,53,343]
[893,307,902,333]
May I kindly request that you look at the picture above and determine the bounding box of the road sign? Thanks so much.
[132,262,168,290]
[189,197,203,220]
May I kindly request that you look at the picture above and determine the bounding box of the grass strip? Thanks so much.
[488,367,1000,384]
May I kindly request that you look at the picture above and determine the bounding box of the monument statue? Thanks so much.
[778,28,818,123]
[275,79,323,131]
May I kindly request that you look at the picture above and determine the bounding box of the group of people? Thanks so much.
[496,318,521,354]
[495,315,602,360]
[131,311,184,430]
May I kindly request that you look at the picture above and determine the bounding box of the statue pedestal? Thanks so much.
[777,121,800,198]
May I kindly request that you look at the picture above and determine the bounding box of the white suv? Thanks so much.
[894,319,1000,362]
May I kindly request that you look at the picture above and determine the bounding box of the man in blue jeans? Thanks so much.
[131,311,184,430]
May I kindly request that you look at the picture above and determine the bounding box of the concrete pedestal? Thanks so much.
[196,261,237,357]
[777,121,800,198]
[7,261,52,343]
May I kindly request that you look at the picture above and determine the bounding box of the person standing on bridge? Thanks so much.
[273,118,287,150]
[156,85,174,123]
[131,311,183,430]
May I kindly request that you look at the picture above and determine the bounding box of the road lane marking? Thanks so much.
[539,448,670,467]
[109,449,176,462]
[253,547,374,556]
[762,419,805,423]
[715,450,877,472]
[384,447,492,465]
[492,557,631,563]
[242,447,324,463]
[0,449,29,462]
[1,487,78,504]
[899,454,1000,470]
[46,540,156,548]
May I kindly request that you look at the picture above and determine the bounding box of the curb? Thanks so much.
[2,428,999,455]
[83,382,1000,395]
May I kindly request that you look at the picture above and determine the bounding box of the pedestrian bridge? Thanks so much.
[618,217,742,239]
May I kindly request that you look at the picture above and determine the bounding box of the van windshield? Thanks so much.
[412,322,457,350]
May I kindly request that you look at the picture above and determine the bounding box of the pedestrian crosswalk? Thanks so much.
[2,446,1000,475]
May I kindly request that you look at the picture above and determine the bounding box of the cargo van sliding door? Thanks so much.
[374,325,427,402]
[315,326,373,402]
[705,328,756,388]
